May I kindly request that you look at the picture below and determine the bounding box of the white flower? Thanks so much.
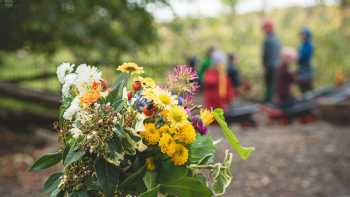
[63,97,81,120]
[70,127,82,139]
[61,73,77,98]
[57,63,74,84]
[74,64,102,95]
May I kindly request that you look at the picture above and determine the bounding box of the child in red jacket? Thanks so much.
[275,47,297,108]
[204,50,234,109]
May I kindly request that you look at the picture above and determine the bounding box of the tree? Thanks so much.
[0,0,169,63]
[339,0,350,38]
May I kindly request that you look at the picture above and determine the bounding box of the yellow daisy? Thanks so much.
[117,62,144,74]
[140,123,160,145]
[200,109,215,126]
[167,105,189,128]
[133,77,156,89]
[174,123,196,144]
[141,77,156,89]
[171,144,189,166]
[143,87,177,109]
[158,133,176,156]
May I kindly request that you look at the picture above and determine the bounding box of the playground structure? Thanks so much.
[226,82,350,127]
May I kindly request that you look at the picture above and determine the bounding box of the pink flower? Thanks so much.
[168,65,199,96]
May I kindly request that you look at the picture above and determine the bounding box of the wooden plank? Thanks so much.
[2,72,56,84]
[0,82,60,108]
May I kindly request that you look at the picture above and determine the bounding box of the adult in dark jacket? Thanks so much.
[261,19,281,103]
[297,27,314,93]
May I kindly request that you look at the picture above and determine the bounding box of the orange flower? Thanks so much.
[92,81,101,90]
[80,90,101,107]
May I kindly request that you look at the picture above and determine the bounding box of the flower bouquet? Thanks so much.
[30,62,255,197]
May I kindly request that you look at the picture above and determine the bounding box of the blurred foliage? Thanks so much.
[133,5,350,98]
[1,2,350,98]
[0,0,168,64]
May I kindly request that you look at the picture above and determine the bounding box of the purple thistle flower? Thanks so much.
[192,116,208,135]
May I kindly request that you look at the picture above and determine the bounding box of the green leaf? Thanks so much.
[63,147,85,167]
[157,159,188,184]
[50,187,63,197]
[189,135,216,165]
[69,191,89,197]
[30,152,62,172]
[160,177,212,197]
[140,185,160,197]
[143,171,157,191]
[213,108,255,160]
[116,129,137,156]
[119,165,146,189]
[43,172,63,193]
[95,158,120,197]
[112,98,125,112]
[106,73,128,103]
[211,150,233,195]
[105,139,125,166]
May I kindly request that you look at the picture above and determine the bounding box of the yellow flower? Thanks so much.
[168,127,176,134]
[142,88,157,101]
[117,62,144,74]
[145,157,156,171]
[158,133,176,156]
[134,77,156,89]
[171,144,189,166]
[160,110,169,118]
[159,124,170,134]
[167,105,189,128]
[144,87,176,109]
[141,123,160,145]
[174,123,196,144]
[159,124,176,135]
[200,109,215,126]
[141,77,156,89]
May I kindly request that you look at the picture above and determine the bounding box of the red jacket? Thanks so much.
[204,68,234,109]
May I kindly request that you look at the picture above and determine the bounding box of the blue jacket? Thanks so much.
[262,32,281,70]
[298,28,314,81]
[227,63,241,87]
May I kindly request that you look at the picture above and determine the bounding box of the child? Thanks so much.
[227,53,241,89]
[204,50,234,109]
[275,47,297,109]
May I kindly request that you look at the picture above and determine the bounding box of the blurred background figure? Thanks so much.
[297,27,314,93]
[227,53,241,90]
[187,56,198,69]
[203,49,234,109]
[198,46,215,83]
[261,19,281,103]
[275,47,297,109]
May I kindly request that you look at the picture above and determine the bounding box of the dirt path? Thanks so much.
[1,119,350,197]
[213,120,350,197]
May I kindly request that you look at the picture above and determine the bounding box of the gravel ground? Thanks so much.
[1,118,350,197]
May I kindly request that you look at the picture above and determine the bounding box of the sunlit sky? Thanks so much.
[147,0,336,22]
